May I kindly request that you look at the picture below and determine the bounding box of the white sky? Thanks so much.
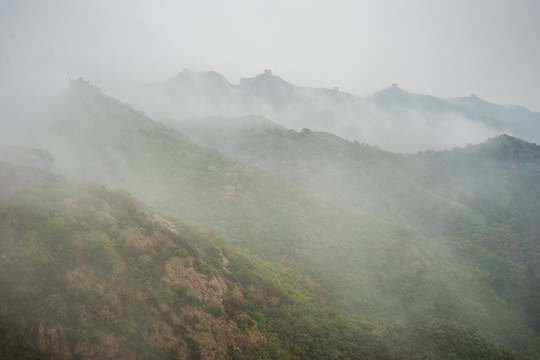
[1,0,540,110]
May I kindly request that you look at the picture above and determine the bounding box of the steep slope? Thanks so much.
[6,80,376,263]
[3,80,409,316]
[2,170,531,359]
[0,174,380,359]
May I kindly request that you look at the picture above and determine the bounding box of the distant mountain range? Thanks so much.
[118,69,540,152]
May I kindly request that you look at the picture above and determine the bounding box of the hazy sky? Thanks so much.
[1,0,539,110]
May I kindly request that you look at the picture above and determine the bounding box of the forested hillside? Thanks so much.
[0,175,380,359]
[1,80,539,358]
[175,115,540,355]
[3,173,531,359]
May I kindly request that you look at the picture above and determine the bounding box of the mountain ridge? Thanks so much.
[1,80,540,357]
[114,69,540,153]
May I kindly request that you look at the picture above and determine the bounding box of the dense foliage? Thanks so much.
[175,118,540,356]
[0,177,531,359]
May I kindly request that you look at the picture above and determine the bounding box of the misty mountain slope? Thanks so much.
[123,69,366,136]
[179,114,540,242]
[1,80,415,313]
[124,69,240,120]
[369,84,463,113]
[369,86,540,150]
[177,118,540,310]
[413,135,540,254]
[2,170,532,360]
[175,117,538,245]
[449,95,540,138]
[175,116,408,218]
[116,70,540,152]
[2,82,540,355]
[236,71,296,109]
[8,81,377,259]
[0,174,390,359]
[174,116,540,353]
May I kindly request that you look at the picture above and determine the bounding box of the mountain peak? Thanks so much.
[169,69,233,92]
[238,69,292,89]
[68,77,102,95]
[374,83,409,95]
[458,93,489,104]
[369,84,412,106]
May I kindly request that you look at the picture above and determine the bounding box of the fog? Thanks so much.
[113,69,538,153]
[3,0,540,152]
[1,0,540,111]
[1,1,540,358]
[1,64,539,359]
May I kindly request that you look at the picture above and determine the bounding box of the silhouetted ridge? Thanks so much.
[238,70,292,88]
[172,69,232,87]
[69,77,102,95]
[481,134,540,155]
[236,70,295,109]
[369,84,455,113]
[369,84,411,105]
[116,69,540,151]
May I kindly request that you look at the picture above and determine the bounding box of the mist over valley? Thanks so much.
[2,0,540,357]
[0,74,539,358]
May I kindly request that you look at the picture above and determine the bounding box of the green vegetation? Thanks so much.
[0,176,531,359]
[174,119,540,356]
[2,85,539,358]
